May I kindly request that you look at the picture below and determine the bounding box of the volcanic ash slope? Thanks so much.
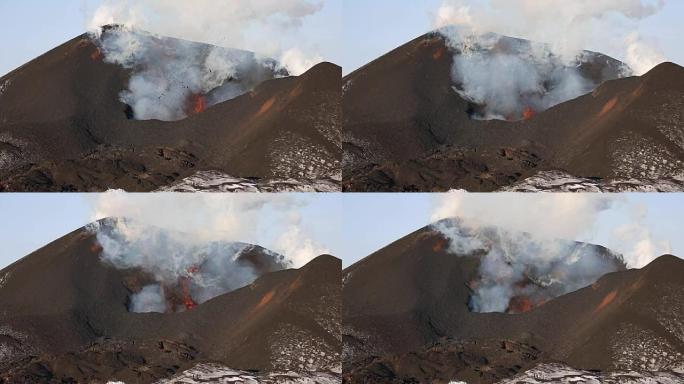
[342,222,684,383]
[0,220,342,383]
[342,30,684,192]
[0,26,342,192]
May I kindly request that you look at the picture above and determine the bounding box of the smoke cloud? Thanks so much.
[430,193,671,312]
[434,0,666,72]
[87,192,329,313]
[87,0,326,120]
[441,29,602,120]
[433,1,668,120]
[94,26,284,121]
[433,219,624,313]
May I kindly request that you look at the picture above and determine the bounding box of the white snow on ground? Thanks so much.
[494,363,684,383]
[152,363,340,383]
[500,170,684,192]
[154,170,340,192]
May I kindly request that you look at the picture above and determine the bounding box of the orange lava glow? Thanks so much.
[179,276,197,310]
[522,106,535,120]
[90,243,103,253]
[432,47,445,60]
[508,296,533,313]
[256,97,276,117]
[593,289,618,314]
[188,94,206,114]
[598,97,618,118]
[183,296,197,310]
[507,295,547,313]
[432,238,446,252]
[90,48,103,61]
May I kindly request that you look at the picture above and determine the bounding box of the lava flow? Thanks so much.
[507,296,537,313]
[522,106,536,120]
[187,93,206,115]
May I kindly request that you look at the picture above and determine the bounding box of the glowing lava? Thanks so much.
[90,48,103,61]
[507,296,534,313]
[432,238,446,252]
[522,106,535,120]
[188,93,206,115]
[176,264,200,311]
[432,47,445,60]
[179,276,197,310]
[90,243,103,253]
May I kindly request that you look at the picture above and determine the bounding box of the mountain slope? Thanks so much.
[342,31,684,192]
[0,222,341,383]
[342,224,684,383]
[0,28,341,191]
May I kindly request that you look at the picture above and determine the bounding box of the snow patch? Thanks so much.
[153,363,340,383]
[495,363,684,383]
[500,170,684,192]
[155,170,340,192]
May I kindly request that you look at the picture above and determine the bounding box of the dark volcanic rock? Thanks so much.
[342,224,684,383]
[0,30,341,191]
[0,223,342,383]
[342,31,684,192]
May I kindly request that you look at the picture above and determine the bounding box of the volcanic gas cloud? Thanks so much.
[439,27,628,121]
[432,218,626,313]
[92,25,286,121]
[88,218,288,313]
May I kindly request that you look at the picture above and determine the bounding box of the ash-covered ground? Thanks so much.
[0,222,342,383]
[342,222,684,384]
[0,26,341,192]
[342,30,684,192]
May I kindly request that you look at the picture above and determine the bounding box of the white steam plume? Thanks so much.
[433,1,668,120]
[87,0,325,120]
[430,193,671,312]
[95,27,283,121]
[433,219,624,313]
[431,192,615,240]
[129,284,166,313]
[433,0,667,74]
[86,192,329,312]
[612,204,672,268]
[441,29,601,120]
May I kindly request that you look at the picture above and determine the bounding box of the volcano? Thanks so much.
[0,221,341,383]
[0,26,341,192]
[342,30,684,192]
[342,222,684,383]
